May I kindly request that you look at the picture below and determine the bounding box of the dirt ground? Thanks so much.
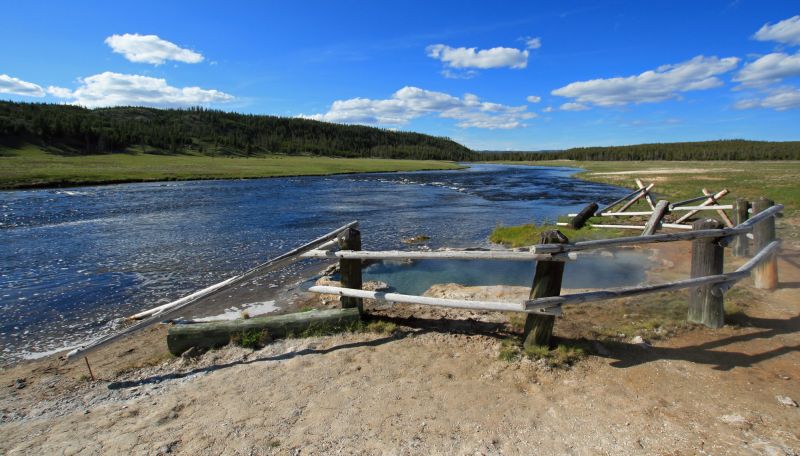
[1,240,799,455]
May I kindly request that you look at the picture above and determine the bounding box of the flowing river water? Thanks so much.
[1,164,650,363]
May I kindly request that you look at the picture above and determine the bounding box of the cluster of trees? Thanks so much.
[0,101,473,161]
[480,140,800,161]
[2,101,797,161]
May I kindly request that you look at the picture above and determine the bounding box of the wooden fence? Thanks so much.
[307,198,783,349]
[68,196,782,360]
[559,179,741,234]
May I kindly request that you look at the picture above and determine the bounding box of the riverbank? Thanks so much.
[2,240,799,454]
[0,146,463,189]
[489,160,800,246]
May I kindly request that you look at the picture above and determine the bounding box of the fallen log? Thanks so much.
[166,308,360,356]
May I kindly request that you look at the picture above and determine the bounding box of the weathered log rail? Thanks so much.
[67,221,361,359]
[563,179,748,235]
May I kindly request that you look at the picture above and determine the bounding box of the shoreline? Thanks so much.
[0,165,467,191]
[2,240,798,454]
[0,150,467,190]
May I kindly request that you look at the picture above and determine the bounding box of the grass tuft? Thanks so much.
[498,338,587,368]
[232,329,272,349]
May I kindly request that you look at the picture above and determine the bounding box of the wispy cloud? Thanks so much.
[522,36,542,50]
[560,102,589,111]
[441,69,478,79]
[526,95,541,103]
[48,72,233,108]
[0,74,45,97]
[302,86,536,129]
[735,86,800,110]
[105,33,204,65]
[753,15,800,46]
[552,55,739,106]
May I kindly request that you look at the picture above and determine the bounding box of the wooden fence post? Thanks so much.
[732,198,750,257]
[642,200,670,236]
[523,230,568,348]
[338,227,364,314]
[688,219,725,328]
[635,178,657,210]
[752,197,778,290]
[570,202,598,229]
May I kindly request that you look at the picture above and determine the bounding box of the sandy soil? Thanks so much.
[1,242,799,455]
[589,169,742,176]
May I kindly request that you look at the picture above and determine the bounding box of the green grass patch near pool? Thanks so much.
[490,222,630,247]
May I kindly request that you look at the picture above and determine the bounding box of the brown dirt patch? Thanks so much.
[2,244,799,455]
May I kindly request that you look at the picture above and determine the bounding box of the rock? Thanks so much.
[401,235,430,245]
[719,414,752,430]
[631,336,651,348]
[157,440,179,454]
[363,280,389,292]
[14,378,26,389]
[775,395,798,407]
[180,347,202,359]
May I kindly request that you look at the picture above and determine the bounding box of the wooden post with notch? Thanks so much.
[642,200,670,236]
[523,230,568,348]
[732,197,750,257]
[752,197,778,290]
[619,181,655,213]
[702,189,734,227]
[338,227,364,314]
[688,218,725,328]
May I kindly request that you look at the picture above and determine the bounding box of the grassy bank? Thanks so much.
[489,160,800,245]
[0,146,463,189]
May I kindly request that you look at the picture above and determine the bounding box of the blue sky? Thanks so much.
[1,0,799,150]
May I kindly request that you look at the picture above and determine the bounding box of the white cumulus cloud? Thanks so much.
[734,52,800,86]
[526,95,541,103]
[47,72,233,108]
[302,86,535,129]
[551,55,739,106]
[735,86,800,111]
[105,33,204,65]
[754,15,800,46]
[426,44,529,69]
[0,74,45,97]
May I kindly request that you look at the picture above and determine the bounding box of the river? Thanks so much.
[1,164,643,363]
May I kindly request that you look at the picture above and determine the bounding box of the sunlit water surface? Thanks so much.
[1,164,643,362]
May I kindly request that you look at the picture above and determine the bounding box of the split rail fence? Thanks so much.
[68,193,783,360]
[307,196,782,348]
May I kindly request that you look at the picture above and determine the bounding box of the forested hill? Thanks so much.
[480,139,800,161]
[2,102,798,161]
[0,101,473,161]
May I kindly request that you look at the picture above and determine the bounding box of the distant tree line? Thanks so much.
[2,101,798,161]
[480,139,800,161]
[0,101,473,161]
